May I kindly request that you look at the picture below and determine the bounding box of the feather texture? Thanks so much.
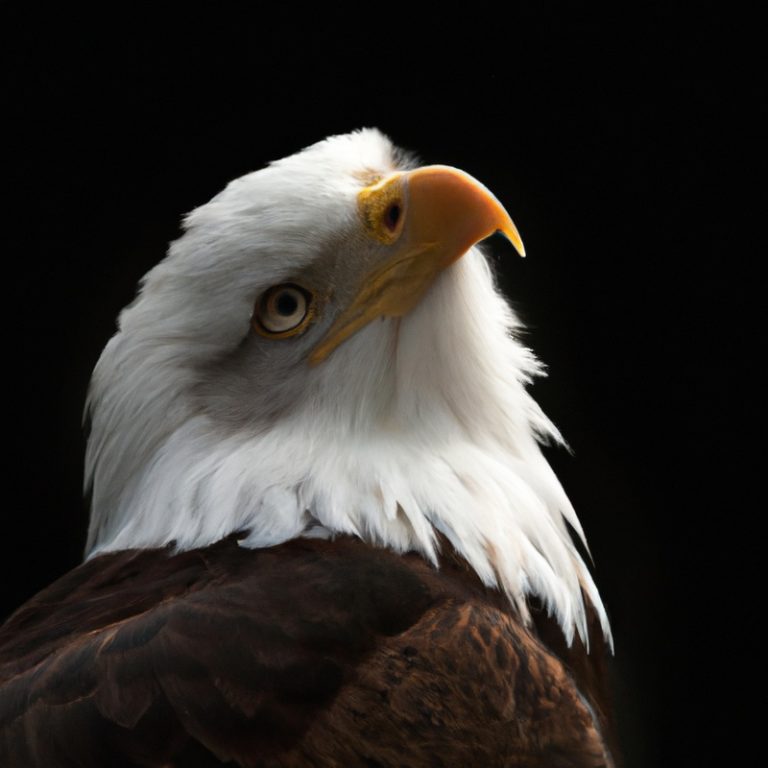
[0,536,616,767]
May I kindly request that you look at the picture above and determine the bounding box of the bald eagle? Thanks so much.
[0,130,617,767]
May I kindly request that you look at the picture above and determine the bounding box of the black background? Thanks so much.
[3,7,757,767]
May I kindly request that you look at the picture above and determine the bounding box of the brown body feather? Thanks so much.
[0,535,616,767]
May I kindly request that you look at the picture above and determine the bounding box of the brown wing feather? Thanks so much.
[0,535,615,767]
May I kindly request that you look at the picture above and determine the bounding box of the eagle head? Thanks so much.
[85,129,610,648]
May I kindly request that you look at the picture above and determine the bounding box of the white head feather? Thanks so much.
[85,129,611,649]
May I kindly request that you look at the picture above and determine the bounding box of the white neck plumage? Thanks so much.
[85,248,612,649]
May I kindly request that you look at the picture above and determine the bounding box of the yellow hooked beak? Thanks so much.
[310,165,524,364]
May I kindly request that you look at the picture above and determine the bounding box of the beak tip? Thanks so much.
[500,227,526,258]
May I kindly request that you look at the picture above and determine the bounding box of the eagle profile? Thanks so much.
[0,130,617,766]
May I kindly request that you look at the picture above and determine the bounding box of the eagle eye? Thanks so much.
[253,284,314,337]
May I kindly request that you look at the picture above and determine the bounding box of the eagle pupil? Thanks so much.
[385,203,401,231]
[276,292,298,316]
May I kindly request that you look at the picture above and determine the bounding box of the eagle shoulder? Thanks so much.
[0,536,614,767]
